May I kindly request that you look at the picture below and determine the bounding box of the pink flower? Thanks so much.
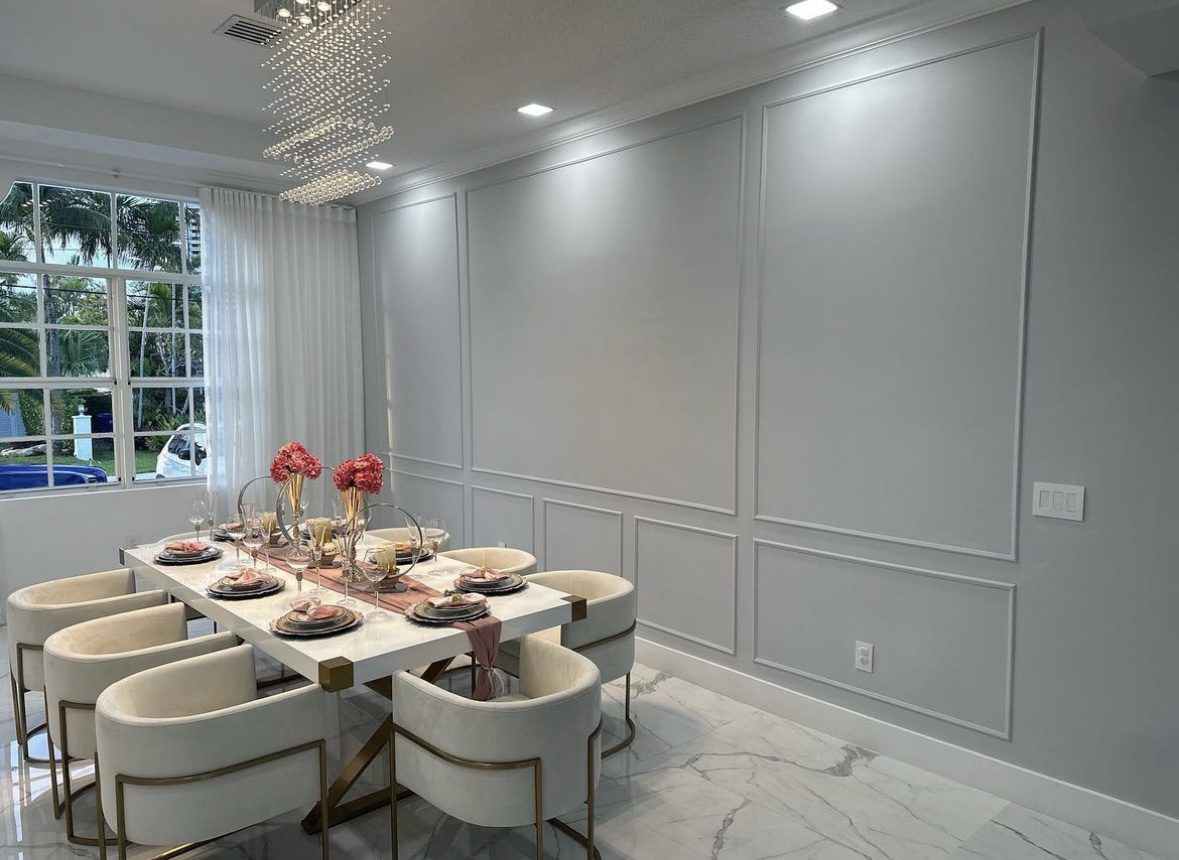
[270,442,323,483]
[333,453,384,495]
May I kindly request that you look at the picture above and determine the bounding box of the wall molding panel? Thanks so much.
[634,517,738,655]
[390,470,466,545]
[541,498,623,575]
[470,485,535,552]
[752,32,1041,561]
[465,116,744,515]
[373,193,465,470]
[753,540,1015,739]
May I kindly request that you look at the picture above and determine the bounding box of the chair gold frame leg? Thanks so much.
[602,672,637,759]
[55,699,108,847]
[97,739,328,860]
[12,643,55,766]
[389,719,602,860]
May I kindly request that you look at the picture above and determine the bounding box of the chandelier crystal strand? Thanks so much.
[263,0,393,205]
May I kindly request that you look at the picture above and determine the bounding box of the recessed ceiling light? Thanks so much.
[365,160,394,171]
[785,0,838,21]
[517,103,554,117]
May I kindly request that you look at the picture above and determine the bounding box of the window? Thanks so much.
[0,180,204,494]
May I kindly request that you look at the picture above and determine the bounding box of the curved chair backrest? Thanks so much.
[525,570,635,684]
[393,634,600,828]
[440,547,537,577]
[95,644,327,847]
[368,526,452,552]
[7,569,166,692]
[44,602,238,759]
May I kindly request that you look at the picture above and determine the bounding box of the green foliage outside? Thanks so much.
[0,182,203,470]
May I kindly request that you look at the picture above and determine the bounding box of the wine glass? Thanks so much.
[307,540,324,595]
[287,539,312,594]
[425,517,445,572]
[190,498,208,542]
[361,549,390,617]
[242,517,265,572]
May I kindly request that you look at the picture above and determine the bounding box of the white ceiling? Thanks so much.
[0,0,1020,195]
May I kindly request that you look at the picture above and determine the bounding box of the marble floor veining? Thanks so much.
[0,631,1167,860]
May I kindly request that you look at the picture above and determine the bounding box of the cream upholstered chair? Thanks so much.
[6,569,166,767]
[367,526,452,552]
[498,570,636,757]
[94,643,329,860]
[391,634,601,860]
[439,547,537,576]
[42,602,238,847]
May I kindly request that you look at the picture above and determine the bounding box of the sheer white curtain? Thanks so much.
[199,186,364,515]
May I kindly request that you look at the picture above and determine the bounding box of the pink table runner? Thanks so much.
[256,546,502,700]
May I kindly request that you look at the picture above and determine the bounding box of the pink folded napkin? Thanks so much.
[225,568,270,584]
[290,596,320,612]
[427,592,487,609]
[462,567,509,582]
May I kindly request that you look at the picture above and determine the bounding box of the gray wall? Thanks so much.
[358,0,1179,819]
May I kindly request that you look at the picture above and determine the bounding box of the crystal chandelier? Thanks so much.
[259,0,392,204]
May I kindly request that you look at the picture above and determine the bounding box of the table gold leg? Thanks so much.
[302,657,455,833]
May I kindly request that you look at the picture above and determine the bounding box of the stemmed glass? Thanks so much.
[361,549,390,618]
[425,517,445,572]
[287,538,312,594]
[190,498,208,542]
[243,517,265,572]
[307,541,324,595]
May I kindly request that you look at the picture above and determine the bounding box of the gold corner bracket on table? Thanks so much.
[563,594,588,622]
[318,657,354,692]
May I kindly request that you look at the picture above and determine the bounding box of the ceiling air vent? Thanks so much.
[214,14,281,47]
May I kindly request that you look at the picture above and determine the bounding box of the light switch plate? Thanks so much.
[1033,482,1085,522]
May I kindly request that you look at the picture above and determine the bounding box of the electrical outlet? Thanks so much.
[855,641,874,673]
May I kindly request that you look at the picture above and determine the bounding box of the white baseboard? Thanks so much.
[636,637,1179,859]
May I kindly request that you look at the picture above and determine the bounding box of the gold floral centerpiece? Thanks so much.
[271,442,323,540]
[332,452,385,580]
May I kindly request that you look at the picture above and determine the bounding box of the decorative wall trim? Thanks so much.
[471,485,535,551]
[751,539,1016,739]
[464,114,744,517]
[750,30,1042,563]
[635,636,1179,860]
[540,498,624,575]
[634,516,738,655]
[390,469,466,542]
[391,453,464,471]
[373,193,465,469]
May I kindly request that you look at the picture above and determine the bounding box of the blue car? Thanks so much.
[0,463,110,491]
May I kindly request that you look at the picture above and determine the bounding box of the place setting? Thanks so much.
[206,566,285,600]
[404,591,491,625]
[153,538,223,566]
[270,596,363,638]
[452,566,528,595]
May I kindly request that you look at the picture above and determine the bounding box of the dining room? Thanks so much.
[1,1,1178,859]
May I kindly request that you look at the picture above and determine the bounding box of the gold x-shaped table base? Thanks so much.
[301,656,455,834]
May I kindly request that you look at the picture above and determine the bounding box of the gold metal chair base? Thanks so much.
[391,716,603,860]
[10,664,55,766]
[551,817,604,860]
[602,673,636,758]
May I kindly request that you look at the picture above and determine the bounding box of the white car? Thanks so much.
[155,423,209,479]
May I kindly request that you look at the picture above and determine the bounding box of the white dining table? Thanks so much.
[119,537,581,692]
[118,535,586,830]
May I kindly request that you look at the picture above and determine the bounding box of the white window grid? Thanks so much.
[0,180,204,495]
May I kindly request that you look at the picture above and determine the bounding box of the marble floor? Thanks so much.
[0,632,1166,860]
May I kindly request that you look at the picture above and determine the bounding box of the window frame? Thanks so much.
[1,179,204,497]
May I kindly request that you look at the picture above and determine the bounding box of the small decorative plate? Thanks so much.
[453,573,526,595]
[155,546,224,565]
[208,576,285,600]
[406,600,489,624]
[270,606,362,638]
